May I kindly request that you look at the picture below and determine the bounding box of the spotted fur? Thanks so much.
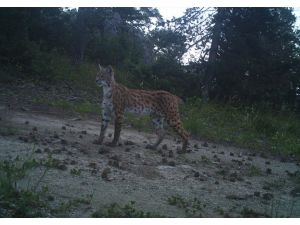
[94,65,189,153]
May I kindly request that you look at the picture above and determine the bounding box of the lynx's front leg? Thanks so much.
[93,108,112,145]
[108,109,124,147]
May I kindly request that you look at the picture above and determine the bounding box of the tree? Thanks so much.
[212,8,300,109]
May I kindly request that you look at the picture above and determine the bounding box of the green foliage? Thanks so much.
[241,207,270,218]
[92,201,164,218]
[167,195,204,217]
[211,8,300,108]
[0,155,50,217]
[0,126,17,136]
[70,168,82,176]
[183,98,300,157]
[33,98,101,115]
[247,165,262,177]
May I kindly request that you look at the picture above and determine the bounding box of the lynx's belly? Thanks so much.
[125,106,154,115]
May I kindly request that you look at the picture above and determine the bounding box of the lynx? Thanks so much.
[94,65,189,153]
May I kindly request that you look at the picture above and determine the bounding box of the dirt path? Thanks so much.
[0,105,299,217]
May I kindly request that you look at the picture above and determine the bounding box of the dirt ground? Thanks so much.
[0,103,300,218]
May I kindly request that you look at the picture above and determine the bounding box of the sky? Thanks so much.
[157,7,300,28]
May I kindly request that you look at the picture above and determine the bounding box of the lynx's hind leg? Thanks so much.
[146,117,165,150]
[166,112,189,153]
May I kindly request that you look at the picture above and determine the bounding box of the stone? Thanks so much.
[262,193,274,201]
[202,142,209,147]
[194,172,200,177]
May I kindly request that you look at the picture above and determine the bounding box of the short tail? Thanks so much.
[175,96,184,105]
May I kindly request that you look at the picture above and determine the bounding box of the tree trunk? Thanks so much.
[202,7,224,102]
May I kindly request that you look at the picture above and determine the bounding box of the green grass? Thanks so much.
[0,154,50,217]
[182,98,300,157]
[167,195,204,217]
[247,165,262,177]
[0,126,17,136]
[92,201,164,218]
[33,98,101,115]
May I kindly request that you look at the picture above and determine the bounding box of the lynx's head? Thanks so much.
[96,64,115,87]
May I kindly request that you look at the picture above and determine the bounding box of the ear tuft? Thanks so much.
[107,65,114,74]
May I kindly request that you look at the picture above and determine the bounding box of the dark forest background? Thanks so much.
[1,7,300,110]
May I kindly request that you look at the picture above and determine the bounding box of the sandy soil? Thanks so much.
[0,105,299,217]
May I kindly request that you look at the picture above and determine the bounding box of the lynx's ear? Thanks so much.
[107,65,114,75]
[98,64,103,71]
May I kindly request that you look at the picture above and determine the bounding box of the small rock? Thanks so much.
[202,142,209,147]
[79,148,88,155]
[52,149,62,154]
[98,147,109,154]
[290,188,300,197]
[79,135,83,138]
[124,140,135,145]
[215,181,219,185]
[135,153,141,159]
[168,150,174,158]
[70,160,77,165]
[67,151,73,156]
[32,127,38,132]
[61,126,66,130]
[162,144,168,150]
[60,139,67,145]
[168,161,176,167]
[260,153,267,158]
[57,164,67,170]
[18,136,28,142]
[229,178,236,182]
[20,106,29,111]
[81,130,87,134]
[101,168,111,180]
[194,143,199,149]
[47,195,55,201]
[108,133,112,138]
[35,148,42,153]
[194,172,200,177]
[125,148,130,152]
[226,194,247,200]
[265,161,271,165]
[247,157,252,161]
[230,152,234,156]
[219,151,225,155]
[266,168,272,174]
[88,162,97,169]
[25,121,29,125]
[162,158,168,164]
[53,133,59,139]
[44,147,50,153]
[110,155,120,161]
[108,160,119,168]
[212,145,217,148]
[254,191,260,197]
[262,193,274,201]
